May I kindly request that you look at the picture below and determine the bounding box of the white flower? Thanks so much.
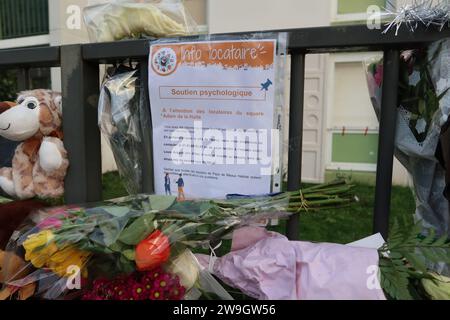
[415,118,427,134]
[167,250,199,290]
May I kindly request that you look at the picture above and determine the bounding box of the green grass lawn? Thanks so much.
[270,184,415,244]
[102,171,416,244]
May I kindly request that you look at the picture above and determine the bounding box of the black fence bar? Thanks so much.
[0,46,59,68]
[16,67,31,91]
[61,45,102,204]
[139,58,155,194]
[373,49,400,239]
[284,25,447,52]
[286,52,306,241]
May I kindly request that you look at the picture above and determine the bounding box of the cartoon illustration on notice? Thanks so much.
[176,174,185,201]
[164,172,171,195]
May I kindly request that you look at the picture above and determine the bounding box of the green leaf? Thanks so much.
[437,87,450,100]
[77,239,114,254]
[118,213,155,245]
[118,254,136,274]
[432,235,449,247]
[380,218,450,299]
[149,195,177,211]
[109,240,131,253]
[402,251,427,274]
[101,206,130,217]
[418,100,426,115]
[380,266,413,300]
[99,219,122,247]
[122,249,135,261]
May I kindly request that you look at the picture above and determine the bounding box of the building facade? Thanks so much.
[0,0,413,185]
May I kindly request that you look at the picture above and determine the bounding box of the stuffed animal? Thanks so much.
[0,90,69,199]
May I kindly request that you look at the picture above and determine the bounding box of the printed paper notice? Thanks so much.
[149,39,278,199]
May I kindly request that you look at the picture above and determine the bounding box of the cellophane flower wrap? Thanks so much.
[0,190,307,300]
[366,41,450,275]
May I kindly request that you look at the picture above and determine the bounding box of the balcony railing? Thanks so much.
[0,0,49,40]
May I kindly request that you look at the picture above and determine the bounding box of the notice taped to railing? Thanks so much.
[148,38,279,199]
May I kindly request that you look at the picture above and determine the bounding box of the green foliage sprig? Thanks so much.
[378,218,450,300]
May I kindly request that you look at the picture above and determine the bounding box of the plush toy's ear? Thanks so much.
[53,94,62,115]
[0,102,16,114]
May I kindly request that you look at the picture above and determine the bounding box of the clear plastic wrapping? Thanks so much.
[366,41,450,274]
[0,181,356,300]
[83,0,198,43]
[0,192,299,300]
[147,33,288,199]
[98,65,143,194]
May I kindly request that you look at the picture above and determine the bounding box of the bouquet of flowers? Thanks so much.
[0,182,355,300]
[367,47,448,143]
[196,222,450,300]
[366,41,450,275]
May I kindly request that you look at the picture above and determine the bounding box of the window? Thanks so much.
[0,0,49,40]
[325,53,382,172]
[332,0,394,23]
[338,0,387,14]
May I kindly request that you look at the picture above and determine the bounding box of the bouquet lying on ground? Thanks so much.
[194,222,450,300]
[0,181,355,300]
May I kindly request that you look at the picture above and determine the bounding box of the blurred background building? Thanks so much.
[0,0,415,186]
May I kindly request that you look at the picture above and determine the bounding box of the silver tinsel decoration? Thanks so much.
[383,0,450,35]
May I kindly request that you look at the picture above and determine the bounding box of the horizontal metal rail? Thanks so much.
[82,24,450,62]
[0,46,59,68]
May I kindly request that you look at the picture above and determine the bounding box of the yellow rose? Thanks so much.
[23,230,90,278]
[47,246,91,277]
[23,230,58,268]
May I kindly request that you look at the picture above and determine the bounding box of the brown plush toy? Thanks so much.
[0,90,69,199]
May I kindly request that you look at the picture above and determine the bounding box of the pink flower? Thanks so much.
[154,274,171,290]
[169,286,186,300]
[149,288,165,300]
[131,283,146,300]
[82,269,187,300]
[37,217,63,229]
[148,267,163,280]
[374,63,384,87]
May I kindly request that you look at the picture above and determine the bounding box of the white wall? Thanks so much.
[47,0,208,174]
[208,0,331,33]
[49,0,116,173]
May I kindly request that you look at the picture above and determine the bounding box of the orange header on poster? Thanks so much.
[151,40,275,73]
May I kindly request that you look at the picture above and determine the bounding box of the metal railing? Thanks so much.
[1,24,449,240]
[0,0,49,40]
